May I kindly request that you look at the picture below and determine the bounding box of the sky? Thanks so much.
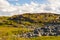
[0,0,60,16]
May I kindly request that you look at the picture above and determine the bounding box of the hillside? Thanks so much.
[0,13,60,27]
[0,13,60,39]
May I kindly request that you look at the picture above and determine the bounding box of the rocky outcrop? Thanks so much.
[19,24,60,38]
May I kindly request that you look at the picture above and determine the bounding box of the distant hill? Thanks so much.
[10,13,60,23]
[0,13,60,38]
[0,13,60,27]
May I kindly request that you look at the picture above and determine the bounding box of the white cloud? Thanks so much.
[0,0,18,16]
[0,0,60,16]
[47,0,60,13]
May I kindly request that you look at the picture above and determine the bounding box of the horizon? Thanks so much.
[0,12,60,17]
[0,0,60,16]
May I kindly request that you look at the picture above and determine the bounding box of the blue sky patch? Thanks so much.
[7,0,49,5]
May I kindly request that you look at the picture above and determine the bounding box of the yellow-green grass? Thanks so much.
[0,27,60,40]
[0,27,31,37]
[18,36,60,40]
[0,27,30,32]
[3,36,60,40]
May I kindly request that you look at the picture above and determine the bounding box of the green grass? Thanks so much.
[0,27,60,40]
[2,36,60,40]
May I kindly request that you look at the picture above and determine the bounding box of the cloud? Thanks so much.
[0,0,60,16]
[19,1,57,13]
[47,0,60,13]
[0,0,18,16]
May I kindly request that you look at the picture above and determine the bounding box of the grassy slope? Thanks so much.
[19,36,60,40]
[0,13,60,40]
[0,13,60,27]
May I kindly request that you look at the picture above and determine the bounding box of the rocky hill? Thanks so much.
[0,13,60,27]
[8,13,60,27]
[0,13,60,37]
